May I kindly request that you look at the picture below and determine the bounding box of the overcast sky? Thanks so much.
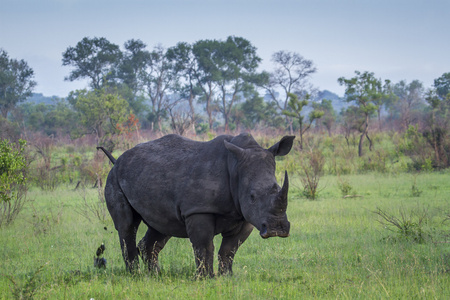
[1,0,449,98]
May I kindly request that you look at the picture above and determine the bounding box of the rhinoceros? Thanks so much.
[97,133,295,277]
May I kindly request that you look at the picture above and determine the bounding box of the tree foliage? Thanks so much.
[0,139,27,203]
[312,99,337,136]
[18,99,76,136]
[433,72,450,99]
[338,71,389,156]
[213,36,262,131]
[141,45,179,131]
[264,50,317,112]
[62,37,122,89]
[0,49,36,118]
[283,93,323,149]
[67,87,130,145]
[422,86,450,168]
[391,80,424,131]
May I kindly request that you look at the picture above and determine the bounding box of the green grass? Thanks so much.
[1,172,450,299]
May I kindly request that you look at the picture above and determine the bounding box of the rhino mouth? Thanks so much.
[259,223,290,239]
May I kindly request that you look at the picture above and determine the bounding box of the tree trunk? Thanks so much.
[206,100,213,130]
[0,108,8,119]
[366,133,373,151]
[188,92,196,135]
[299,121,303,150]
[358,114,370,157]
[358,132,365,157]
[377,108,382,132]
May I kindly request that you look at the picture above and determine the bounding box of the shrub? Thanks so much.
[398,125,434,172]
[7,262,47,299]
[298,150,325,200]
[75,175,109,223]
[410,174,423,197]
[31,136,60,190]
[359,148,388,173]
[337,176,355,197]
[0,139,29,227]
[373,205,429,243]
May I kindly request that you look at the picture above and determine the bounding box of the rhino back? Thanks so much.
[111,134,236,237]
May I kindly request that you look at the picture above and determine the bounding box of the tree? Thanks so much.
[341,105,366,148]
[240,94,266,129]
[391,80,424,131]
[312,99,337,136]
[422,83,450,168]
[214,36,262,131]
[262,50,317,132]
[192,39,221,130]
[338,71,388,157]
[141,45,179,131]
[0,49,36,118]
[434,72,450,99]
[117,39,150,93]
[239,94,284,130]
[62,37,122,89]
[371,79,394,131]
[115,39,151,116]
[18,99,77,136]
[166,42,201,134]
[282,93,323,149]
[67,87,130,147]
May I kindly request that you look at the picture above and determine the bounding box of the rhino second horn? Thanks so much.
[279,171,289,208]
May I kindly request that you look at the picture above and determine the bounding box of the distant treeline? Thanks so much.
[1,38,449,168]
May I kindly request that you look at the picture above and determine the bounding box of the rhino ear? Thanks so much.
[224,140,245,159]
[268,136,296,156]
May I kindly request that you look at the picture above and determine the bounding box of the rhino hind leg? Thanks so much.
[218,222,254,275]
[186,214,216,278]
[116,212,142,272]
[105,184,142,272]
[137,227,170,274]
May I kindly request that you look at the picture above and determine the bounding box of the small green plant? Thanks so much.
[7,262,48,299]
[337,176,354,197]
[411,183,423,197]
[373,205,429,243]
[410,175,423,197]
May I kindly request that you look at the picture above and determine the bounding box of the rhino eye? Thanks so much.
[250,191,257,204]
[271,184,279,194]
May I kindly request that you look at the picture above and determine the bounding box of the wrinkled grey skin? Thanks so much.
[98,133,295,277]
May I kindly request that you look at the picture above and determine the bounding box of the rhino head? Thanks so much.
[225,134,295,239]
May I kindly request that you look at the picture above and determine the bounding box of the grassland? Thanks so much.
[1,169,449,299]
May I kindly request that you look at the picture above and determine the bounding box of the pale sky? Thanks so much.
[1,0,449,98]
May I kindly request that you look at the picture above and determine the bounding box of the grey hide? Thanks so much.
[98,133,295,277]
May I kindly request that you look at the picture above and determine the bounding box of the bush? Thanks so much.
[337,176,355,197]
[373,205,429,243]
[298,150,325,200]
[0,139,29,227]
[398,125,434,172]
[31,135,60,190]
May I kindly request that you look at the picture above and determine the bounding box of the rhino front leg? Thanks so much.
[137,227,171,273]
[186,214,215,278]
[218,222,253,275]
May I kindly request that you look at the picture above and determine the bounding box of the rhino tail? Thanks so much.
[96,147,117,164]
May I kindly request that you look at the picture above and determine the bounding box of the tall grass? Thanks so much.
[1,172,449,299]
